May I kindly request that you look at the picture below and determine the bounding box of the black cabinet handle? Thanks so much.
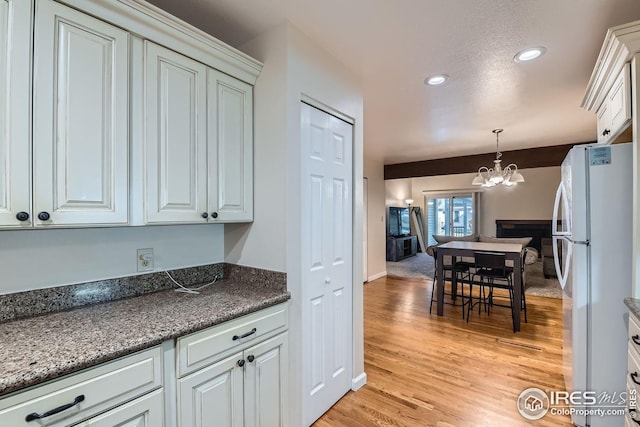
[603,129,611,136]
[232,328,257,341]
[632,372,640,385]
[237,359,245,367]
[37,212,50,221]
[211,212,218,219]
[247,355,255,363]
[201,212,208,219]
[630,408,640,425]
[632,335,640,346]
[25,395,85,422]
[16,211,29,222]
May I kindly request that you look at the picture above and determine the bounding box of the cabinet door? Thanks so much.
[71,389,164,427]
[178,352,244,427]
[609,63,631,135]
[244,332,288,427]
[596,101,609,144]
[0,0,31,227]
[207,69,253,222]
[145,41,208,224]
[33,0,129,226]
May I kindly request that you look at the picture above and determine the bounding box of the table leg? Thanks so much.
[451,256,458,301]
[437,251,444,316]
[512,256,522,332]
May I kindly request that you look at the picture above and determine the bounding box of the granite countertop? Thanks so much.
[0,280,290,397]
[625,297,640,321]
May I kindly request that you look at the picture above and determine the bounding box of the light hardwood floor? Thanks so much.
[313,275,572,427]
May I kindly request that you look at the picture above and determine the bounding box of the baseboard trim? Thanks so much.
[367,271,387,282]
[351,372,367,390]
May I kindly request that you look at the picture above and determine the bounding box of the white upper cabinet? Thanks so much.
[33,0,129,226]
[0,0,260,229]
[0,0,32,227]
[208,69,254,222]
[143,44,254,225]
[144,41,208,224]
[595,63,631,144]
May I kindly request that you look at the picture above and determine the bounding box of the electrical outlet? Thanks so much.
[137,248,154,272]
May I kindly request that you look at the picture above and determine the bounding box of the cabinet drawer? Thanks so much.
[71,389,164,427]
[0,346,162,427]
[177,303,288,377]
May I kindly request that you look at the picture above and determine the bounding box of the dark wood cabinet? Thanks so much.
[386,235,417,261]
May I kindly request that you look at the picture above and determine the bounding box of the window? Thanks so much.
[425,192,479,246]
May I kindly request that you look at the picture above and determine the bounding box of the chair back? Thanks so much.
[474,251,507,272]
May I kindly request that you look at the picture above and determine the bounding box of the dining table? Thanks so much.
[434,240,524,332]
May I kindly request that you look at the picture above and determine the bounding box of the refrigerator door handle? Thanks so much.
[553,236,572,290]
[552,182,570,236]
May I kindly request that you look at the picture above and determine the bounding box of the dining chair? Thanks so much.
[429,246,474,319]
[467,251,517,332]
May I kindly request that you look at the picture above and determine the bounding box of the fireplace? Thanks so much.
[495,220,552,256]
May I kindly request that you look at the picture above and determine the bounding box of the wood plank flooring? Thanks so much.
[313,276,572,427]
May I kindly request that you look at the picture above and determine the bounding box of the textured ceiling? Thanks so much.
[147,0,640,164]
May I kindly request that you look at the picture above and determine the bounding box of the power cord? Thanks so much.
[165,271,219,294]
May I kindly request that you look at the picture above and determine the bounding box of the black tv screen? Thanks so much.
[388,207,410,236]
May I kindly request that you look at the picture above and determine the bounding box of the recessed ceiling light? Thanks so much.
[425,74,449,86]
[514,46,546,62]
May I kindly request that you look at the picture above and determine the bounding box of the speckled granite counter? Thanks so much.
[0,279,290,397]
[625,297,640,321]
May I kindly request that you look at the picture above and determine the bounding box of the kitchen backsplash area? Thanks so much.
[0,263,287,323]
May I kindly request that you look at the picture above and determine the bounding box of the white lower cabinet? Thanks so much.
[0,347,163,427]
[178,352,245,426]
[72,389,164,427]
[243,333,288,427]
[178,332,288,427]
[0,306,288,427]
[177,304,289,427]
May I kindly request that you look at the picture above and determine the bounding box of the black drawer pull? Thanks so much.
[632,372,640,385]
[232,328,257,341]
[25,395,85,422]
[630,408,640,425]
[633,335,640,346]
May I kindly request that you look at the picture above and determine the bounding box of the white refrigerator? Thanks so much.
[552,142,632,427]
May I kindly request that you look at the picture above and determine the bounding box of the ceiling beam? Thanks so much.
[384,143,585,180]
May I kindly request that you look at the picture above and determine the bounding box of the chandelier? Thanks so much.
[471,129,524,187]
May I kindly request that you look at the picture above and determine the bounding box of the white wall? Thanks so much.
[365,156,387,281]
[0,225,224,294]
[385,178,413,207]
[405,166,561,236]
[225,25,288,272]
[241,22,365,426]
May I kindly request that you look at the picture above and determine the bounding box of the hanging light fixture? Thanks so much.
[471,129,525,188]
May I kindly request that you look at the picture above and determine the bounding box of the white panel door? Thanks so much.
[72,390,164,427]
[145,41,208,224]
[178,352,244,427]
[244,332,288,427]
[207,69,253,222]
[300,102,353,425]
[0,0,31,227]
[33,0,129,226]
